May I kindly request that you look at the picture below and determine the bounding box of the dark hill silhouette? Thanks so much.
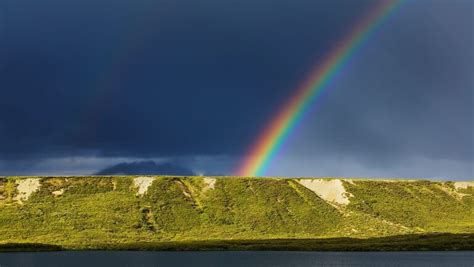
[95,161,195,176]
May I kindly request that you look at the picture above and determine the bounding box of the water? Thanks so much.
[0,251,472,267]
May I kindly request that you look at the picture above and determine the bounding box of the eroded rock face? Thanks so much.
[133,177,155,196]
[52,188,65,196]
[298,179,351,205]
[14,178,41,202]
[203,177,216,191]
[0,180,6,200]
[454,182,474,190]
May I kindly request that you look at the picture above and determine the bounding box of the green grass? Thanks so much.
[0,176,472,251]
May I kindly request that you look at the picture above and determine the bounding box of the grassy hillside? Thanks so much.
[0,176,472,251]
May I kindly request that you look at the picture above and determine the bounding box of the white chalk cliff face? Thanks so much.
[454,182,474,190]
[133,177,155,196]
[298,179,351,205]
[13,178,41,203]
[203,177,216,191]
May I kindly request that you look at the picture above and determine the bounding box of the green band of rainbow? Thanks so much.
[235,0,404,177]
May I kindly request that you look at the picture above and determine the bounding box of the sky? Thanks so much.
[0,0,472,179]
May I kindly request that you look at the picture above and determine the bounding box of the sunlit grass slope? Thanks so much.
[0,176,472,250]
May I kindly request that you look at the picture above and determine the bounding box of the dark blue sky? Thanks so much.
[0,0,472,179]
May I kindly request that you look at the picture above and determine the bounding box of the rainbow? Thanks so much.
[235,0,404,177]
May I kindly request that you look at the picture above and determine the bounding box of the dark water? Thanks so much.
[0,251,472,267]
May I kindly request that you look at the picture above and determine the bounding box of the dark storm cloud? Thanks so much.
[0,0,472,177]
[0,0,371,159]
[286,0,473,166]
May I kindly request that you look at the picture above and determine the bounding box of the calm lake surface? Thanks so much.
[0,251,472,267]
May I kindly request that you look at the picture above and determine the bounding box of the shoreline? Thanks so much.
[1,233,473,252]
